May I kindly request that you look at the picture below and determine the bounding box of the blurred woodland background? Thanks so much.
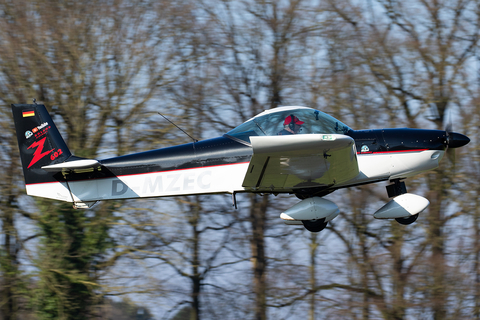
[0,0,479,319]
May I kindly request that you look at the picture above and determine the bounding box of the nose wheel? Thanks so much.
[302,218,327,232]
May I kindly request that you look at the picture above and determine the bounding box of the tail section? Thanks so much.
[11,104,72,186]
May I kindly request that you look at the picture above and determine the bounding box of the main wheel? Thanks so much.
[395,214,419,225]
[302,219,328,232]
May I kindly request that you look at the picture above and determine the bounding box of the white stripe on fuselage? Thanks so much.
[26,150,444,203]
[336,149,444,187]
[26,162,250,202]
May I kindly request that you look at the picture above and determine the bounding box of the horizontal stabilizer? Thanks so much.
[42,159,100,172]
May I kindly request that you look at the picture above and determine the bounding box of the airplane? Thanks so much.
[11,103,470,232]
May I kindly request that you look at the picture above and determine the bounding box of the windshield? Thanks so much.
[225,107,351,144]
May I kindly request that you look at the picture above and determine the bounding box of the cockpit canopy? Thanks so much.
[225,106,351,144]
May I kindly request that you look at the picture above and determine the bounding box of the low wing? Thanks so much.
[242,134,358,192]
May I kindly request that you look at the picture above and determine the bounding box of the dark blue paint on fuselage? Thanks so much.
[350,128,469,154]
[52,128,469,186]
[100,136,252,172]
[94,127,466,178]
[63,136,253,182]
[349,128,452,154]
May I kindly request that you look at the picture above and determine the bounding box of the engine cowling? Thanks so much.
[280,197,339,225]
[373,193,429,219]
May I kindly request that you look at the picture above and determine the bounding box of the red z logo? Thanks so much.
[27,137,54,169]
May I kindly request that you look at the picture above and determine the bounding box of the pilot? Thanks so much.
[278,114,304,135]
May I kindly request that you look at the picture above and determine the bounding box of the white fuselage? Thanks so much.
[25,149,444,205]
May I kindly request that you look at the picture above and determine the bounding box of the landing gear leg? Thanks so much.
[386,179,407,197]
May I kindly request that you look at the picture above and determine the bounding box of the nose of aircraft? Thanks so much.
[447,132,470,148]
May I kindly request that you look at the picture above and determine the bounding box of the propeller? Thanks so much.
[444,119,455,165]
[443,115,470,168]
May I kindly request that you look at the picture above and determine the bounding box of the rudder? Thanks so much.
[11,104,72,185]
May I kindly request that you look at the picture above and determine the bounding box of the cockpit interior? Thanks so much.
[225,106,351,145]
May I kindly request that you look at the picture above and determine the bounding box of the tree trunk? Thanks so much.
[249,194,269,320]
[0,151,21,320]
[191,198,201,320]
[1,206,17,320]
[427,171,446,320]
[474,197,480,319]
[390,225,406,320]
[309,233,319,320]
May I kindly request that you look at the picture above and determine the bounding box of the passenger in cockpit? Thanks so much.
[278,114,304,135]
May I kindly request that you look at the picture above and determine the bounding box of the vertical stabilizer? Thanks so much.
[11,104,71,185]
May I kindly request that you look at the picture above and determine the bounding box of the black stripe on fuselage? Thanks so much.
[69,128,444,182]
[31,128,446,185]
[48,136,253,184]
[349,128,447,154]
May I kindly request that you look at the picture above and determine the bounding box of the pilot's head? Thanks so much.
[284,114,304,133]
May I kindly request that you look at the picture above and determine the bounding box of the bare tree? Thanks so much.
[319,0,480,318]
[0,0,180,318]
[200,1,323,318]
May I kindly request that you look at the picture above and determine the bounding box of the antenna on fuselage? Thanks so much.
[157,112,198,143]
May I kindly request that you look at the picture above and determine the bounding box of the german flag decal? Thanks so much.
[22,110,35,117]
